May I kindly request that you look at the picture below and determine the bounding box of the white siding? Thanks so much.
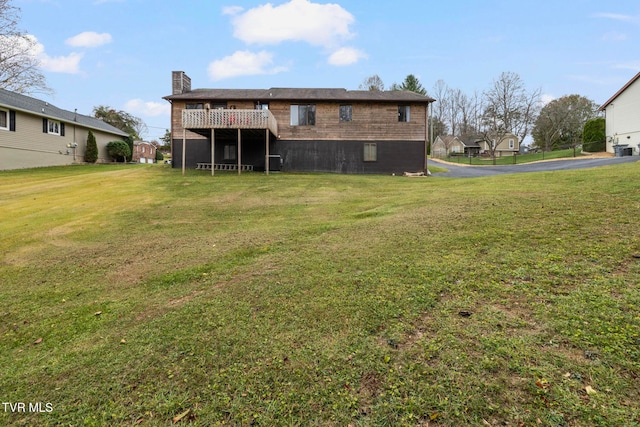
[604,78,640,154]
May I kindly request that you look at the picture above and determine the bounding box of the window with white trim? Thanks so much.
[48,120,60,135]
[509,139,515,149]
[0,109,8,130]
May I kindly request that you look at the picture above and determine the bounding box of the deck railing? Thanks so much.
[182,109,278,135]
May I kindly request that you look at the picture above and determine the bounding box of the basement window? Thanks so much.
[364,143,377,162]
[223,144,236,161]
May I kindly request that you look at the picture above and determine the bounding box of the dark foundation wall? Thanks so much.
[173,138,426,174]
[277,140,425,174]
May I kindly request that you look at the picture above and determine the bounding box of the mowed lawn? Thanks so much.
[1,163,639,426]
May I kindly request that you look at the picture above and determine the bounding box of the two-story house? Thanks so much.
[163,72,435,175]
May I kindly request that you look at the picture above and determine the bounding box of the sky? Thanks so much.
[15,0,640,142]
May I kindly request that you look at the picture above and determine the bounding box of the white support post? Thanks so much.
[211,129,215,176]
[265,129,270,176]
[181,128,186,176]
[237,128,242,175]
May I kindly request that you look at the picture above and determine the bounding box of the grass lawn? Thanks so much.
[1,163,639,426]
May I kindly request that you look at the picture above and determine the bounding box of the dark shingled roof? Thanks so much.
[164,87,435,103]
[0,88,128,137]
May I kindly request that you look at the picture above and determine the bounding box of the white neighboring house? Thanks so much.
[0,88,128,170]
[599,71,640,155]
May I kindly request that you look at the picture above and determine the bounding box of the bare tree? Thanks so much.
[480,72,540,161]
[431,80,450,136]
[0,0,50,95]
[358,74,385,91]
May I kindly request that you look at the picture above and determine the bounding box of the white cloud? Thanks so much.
[602,32,627,41]
[40,52,84,74]
[230,0,355,48]
[540,93,555,105]
[125,99,170,117]
[327,47,367,66]
[612,61,640,71]
[222,6,244,15]
[66,32,112,48]
[593,12,640,24]
[208,50,288,80]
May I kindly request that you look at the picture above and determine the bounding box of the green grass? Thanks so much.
[439,148,586,165]
[1,162,639,426]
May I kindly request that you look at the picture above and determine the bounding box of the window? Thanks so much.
[42,118,64,136]
[339,105,352,122]
[185,103,204,109]
[290,104,316,126]
[509,139,515,149]
[255,102,269,110]
[398,105,410,122]
[364,143,377,162]
[0,109,7,130]
[224,144,236,161]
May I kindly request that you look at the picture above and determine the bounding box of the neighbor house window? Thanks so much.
[224,144,236,161]
[0,109,8,130]
[290,104,316,126]
[339,105,352,122]
[364,143,377,162]
[398,105,410,122]
[509,139,515,149]
[42,118,64,136]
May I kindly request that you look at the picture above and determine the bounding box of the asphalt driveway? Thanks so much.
[428,156,639,178]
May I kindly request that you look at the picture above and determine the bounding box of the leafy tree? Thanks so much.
[358,74,385,91]
[582,117,606,152]
[532,95,598,152]
[155,148,164,162]
[85,130,98,163]
[480,72,541,162]
[392,74,427,95]
[0,0,50,95]
[106,140,131,163]
[160,129,172,151]
[93,106,147,140]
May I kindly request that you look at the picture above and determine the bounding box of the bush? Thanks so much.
[85,131,98,163]
[583,117,606,152]
[155,149,164,162]
[106,140,131,163]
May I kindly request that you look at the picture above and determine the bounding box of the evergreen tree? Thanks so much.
[85,130,98,163]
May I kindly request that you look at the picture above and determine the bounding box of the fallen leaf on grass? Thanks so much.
[172,408,190,424]
[33,338,43,345]
[120,339,127,344]
[94,311,102,316]
[535,379,549,389]
[585,385,597,395]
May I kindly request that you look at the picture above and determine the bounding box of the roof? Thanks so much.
[0,88,128,137]
[164,87,435,103]
[599,70,640,111]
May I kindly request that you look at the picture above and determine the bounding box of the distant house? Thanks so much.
[599,70,640,156]
[133,140,157,164]
[432,135,481,157]
[0,88,128,170]
[163,71,435,174]
[477,133,519,157]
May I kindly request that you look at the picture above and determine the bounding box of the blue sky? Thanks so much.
[17,0,640,141]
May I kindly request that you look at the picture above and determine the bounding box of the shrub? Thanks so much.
[155,149,164,162]
[106,140,131,163]
[583,117,606,152]
[85,131,98,163]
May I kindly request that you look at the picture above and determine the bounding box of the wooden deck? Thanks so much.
[182,109,278,135]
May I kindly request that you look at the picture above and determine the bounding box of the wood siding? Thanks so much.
[0,109,125,170]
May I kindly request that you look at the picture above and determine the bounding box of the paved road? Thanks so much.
[428,156,639,178]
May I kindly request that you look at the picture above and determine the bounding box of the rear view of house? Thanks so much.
[599,70,640,156]
[163,71,434,174]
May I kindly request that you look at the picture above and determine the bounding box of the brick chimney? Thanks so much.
[172,71,191,95]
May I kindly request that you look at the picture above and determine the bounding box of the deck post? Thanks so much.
[237,128,242,175]
[181,127,186,176]
[265,129,270,176]
[211,129,215,176]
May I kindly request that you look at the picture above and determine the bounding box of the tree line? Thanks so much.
[360,73,605,154]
